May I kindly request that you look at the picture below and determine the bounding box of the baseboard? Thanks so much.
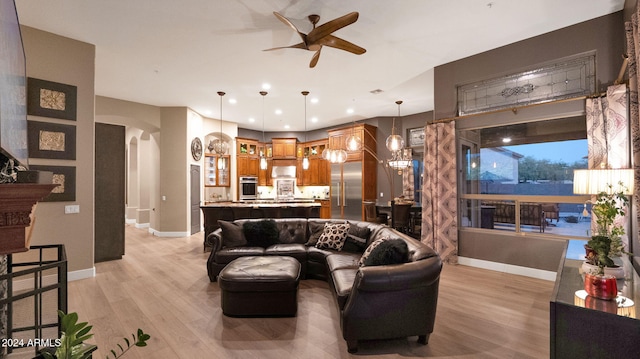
[125,218,136,225]
[458,257,557,281]
[12,267,96,292]
[135,222,150,229]
[148,228,190,237]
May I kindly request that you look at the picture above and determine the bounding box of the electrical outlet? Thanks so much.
[64,205,80,214]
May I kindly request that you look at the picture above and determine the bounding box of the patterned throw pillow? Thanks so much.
[315,222,350,251]
[358,237,388,266]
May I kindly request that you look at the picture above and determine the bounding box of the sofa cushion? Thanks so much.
[316,222,350,251]
[243,219,279,248]
[331,268,358,309]
[361,238,409,267]
[215,247,266,264]
[277,220,307,244]
[358,237,388,266]
[305,221,325,246]
[264,243,307,260]
[307,246,334,262]
[326,253,361,272]
[218,220,247,248]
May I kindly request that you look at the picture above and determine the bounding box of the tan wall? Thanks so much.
[159,107,189,233]
[434,11,625,120]
[21,26,95,274]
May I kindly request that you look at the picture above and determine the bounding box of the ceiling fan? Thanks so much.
[264,11,366,68]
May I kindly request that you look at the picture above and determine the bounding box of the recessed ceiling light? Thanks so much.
[311,117,318,123]
[248,117,255,123]
[284,124,290,129]
[228,98,237,104]
[346,108,354,114]
[275,109,282,115]
[310,98,319,104]
[262,83,271,90]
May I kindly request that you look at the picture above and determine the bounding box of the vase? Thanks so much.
[581,261,625,279]
[584,273,618,301]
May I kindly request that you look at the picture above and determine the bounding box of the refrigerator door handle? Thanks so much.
[343,182,347,207]
[336,182,341,206]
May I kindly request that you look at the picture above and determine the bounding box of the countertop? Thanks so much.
[202,200,321,207]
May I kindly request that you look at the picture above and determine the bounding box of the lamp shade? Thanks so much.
[573,169,634,195]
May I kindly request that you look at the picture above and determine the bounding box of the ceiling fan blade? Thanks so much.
[317,35,366,55]
[307,12,359,44]
[263,42,307,51]
[310,48,322,68]
[273,12,308,46]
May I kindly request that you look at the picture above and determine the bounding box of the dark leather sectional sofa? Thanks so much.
[206,218,442,353]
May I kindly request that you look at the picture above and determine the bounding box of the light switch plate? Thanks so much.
[64,205,80,214]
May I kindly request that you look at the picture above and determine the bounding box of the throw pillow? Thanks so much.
[361,239,409,267]
[218,220,247,248]
[315,222,350,251]
[243,220,279,248]
[342,235,368,252]
[348,222,371,239]
[358,237,387,266]
[305,221,325,246]
[278,221,307,244]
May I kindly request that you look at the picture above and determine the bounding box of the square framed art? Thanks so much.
[27,120,76,160]
[408,127,425,148]
[27,77,77,121]
[28,165,76,202]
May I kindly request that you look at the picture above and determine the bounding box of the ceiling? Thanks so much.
[15,0,624,132]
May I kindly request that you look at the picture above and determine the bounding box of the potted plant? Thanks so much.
[39,310,150,359]
[582,181,629,279]
[581,182,630,300]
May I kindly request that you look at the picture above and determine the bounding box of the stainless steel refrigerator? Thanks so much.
[331,162,362,220]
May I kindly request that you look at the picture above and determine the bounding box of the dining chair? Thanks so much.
[363,201,381,223]
[392,202,412,234]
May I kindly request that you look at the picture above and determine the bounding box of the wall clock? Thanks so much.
[191,137,203,161]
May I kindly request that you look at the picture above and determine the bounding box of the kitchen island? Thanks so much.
[200,200,322,250]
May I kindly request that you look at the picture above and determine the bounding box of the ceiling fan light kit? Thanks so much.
[265,11,366,68]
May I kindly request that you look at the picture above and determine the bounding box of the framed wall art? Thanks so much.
[28,165,76,202]
[27,77,77,121]
[28,120,76,160]
[408,127,425,148]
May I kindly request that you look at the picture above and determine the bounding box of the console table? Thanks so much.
[550,240,640,358]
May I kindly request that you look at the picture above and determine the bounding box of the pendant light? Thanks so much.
[385,100,404,152]
[345,118,362,151]
[211,91,229,155]
[302,91,310,170]
[259,91,268,170]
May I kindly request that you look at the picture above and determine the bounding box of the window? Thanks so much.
[459,116,591,237]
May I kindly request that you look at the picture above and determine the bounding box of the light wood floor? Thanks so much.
[66,225,554,359]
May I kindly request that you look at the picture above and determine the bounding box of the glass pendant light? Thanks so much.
[345,118,362,151]
[385,100,404,152]
[302,91,310,170]
[211,91,229,155]
[259,91,268,170]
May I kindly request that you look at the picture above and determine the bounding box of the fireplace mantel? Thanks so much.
[0,183,57,255]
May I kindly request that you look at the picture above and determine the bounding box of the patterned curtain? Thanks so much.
[402,148,414,200]
[422,121,458,263]
[586,84,629,242]
[627,7,640,253]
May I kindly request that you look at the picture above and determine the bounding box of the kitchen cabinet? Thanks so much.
[297,139,329,186]
[272,138,297,158]
[328,124,377,220]
[204,154,230,187]
[316,199,331,219]
[237,137,259,157]
[258,158,273,186]
[237,156,258,177]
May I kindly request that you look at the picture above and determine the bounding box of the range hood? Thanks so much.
[271,165,296,179]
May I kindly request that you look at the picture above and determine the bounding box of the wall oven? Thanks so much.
[239,176,258,201]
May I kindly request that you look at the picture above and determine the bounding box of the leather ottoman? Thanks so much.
[218,256,301,317]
